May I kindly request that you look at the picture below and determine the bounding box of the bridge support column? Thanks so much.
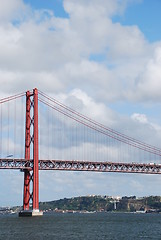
[33,88,39,212]
[23,91,31,211]
[19,88,43,217]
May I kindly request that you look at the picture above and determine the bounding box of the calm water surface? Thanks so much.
[0,212,161,240]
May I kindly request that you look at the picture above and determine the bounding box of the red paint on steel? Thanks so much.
[23,88,40,212]
[23,91,31,210]
[33,88,39,210]
[23,170,30,210]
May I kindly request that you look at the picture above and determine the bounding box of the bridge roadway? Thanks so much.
[0,158,161,174]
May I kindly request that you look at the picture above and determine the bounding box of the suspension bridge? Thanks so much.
[0,88,161,216]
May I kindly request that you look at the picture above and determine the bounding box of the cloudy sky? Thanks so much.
[1,0,161,206]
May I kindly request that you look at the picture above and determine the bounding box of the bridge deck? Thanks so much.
[0,158,161,174]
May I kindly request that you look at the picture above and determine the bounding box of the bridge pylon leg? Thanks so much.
[19,88,43,217]
[33,88,40,212]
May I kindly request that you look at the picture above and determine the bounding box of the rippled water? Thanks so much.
[1,212,161,239]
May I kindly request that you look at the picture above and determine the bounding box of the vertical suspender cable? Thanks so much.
[0,104,3,158]
[21,96,23,158]
[39,100,41,159]
[51,107,53,159]
[14,98,17,158]
[47,101,49,160]
[7,100,9,156]
[62,111,64,160]
[59,109,63,159]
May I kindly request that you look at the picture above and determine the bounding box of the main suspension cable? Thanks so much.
[0,92,25,104]
[38,96,161,157]
[39,91,161,153]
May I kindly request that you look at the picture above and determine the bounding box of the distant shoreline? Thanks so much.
[1,195,161,215]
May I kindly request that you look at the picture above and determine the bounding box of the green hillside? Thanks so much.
[39,195,161,213]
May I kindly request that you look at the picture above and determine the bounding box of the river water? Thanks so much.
[0,212,161,239]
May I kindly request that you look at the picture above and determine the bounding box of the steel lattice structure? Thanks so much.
[1,158,161,174]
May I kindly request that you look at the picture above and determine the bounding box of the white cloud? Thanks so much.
[131,113,148,124]
[0,0,27,22]
[134,46,161,101]
[63,0,132,19]
[0,0,158,105]
[1,0,161,205]
[55,88,118,126]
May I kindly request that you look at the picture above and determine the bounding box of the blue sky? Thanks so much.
[113,0,161,42]
[24,0,68,18]
[1,0,161,206]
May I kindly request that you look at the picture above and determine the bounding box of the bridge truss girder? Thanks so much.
[1,158,161,174]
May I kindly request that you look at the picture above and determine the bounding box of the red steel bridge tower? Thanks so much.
[19,88,42,217]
